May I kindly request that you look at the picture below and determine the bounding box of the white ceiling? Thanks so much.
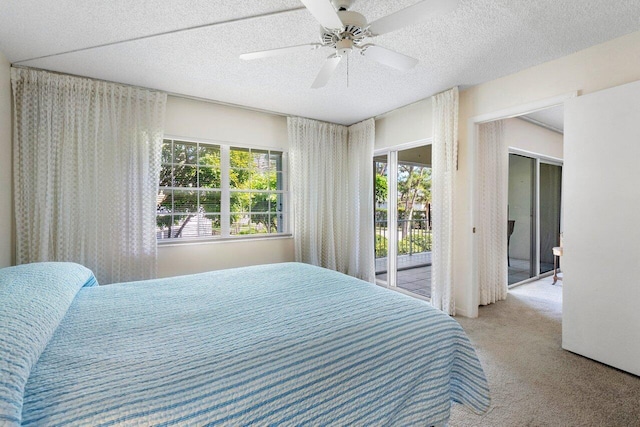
[1,1,639,125]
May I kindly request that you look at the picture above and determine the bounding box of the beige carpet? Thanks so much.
[449,276,640,427]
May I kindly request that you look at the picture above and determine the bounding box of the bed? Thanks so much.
[0,262,489,426]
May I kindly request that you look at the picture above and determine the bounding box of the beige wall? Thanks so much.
[165,96,288,149]
[455,30,640,316]
[375,98,432,150]
[505,118,563,159]
[158,96,294,278]
[157,237,294,278]
[0,52,12,268]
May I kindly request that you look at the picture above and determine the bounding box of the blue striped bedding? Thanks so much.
[1,262,489,426]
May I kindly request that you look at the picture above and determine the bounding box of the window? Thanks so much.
[156,139,287,240]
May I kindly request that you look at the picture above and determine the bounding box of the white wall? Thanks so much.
[563,79,640,376]
[157,96,294,278]
[454,30,640,317]
[0,52,12,268]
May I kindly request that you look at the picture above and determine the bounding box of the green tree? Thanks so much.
[397,164,431,238]
[157,141,222,237]
[375,173,388,206]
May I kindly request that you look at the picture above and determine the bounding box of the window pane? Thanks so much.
[230,147,251,168]
[251,193,270,213]
[200,191,221,213]
[198,145,220,166]
[161,140,172,164]
[159,165,172,187]
[268,193,279,213]
[252,149,269,171]
[230,214,251,235]
[251,172,273,190]
[157,141,287,241]
[174,141,197,165]
[157,190,172,213]
[173,190,198,214]
[173,165,197,187]
[230,192,251,213]
[172,214,198,238]
[270,151,283,171]
[272,212,284,233]
[198,166,220,188]
[156,215,173,239]
[251,214,271,234]
[201,214,221,237]
[230,168,251,189]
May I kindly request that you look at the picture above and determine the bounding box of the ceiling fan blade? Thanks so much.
[368,0,459,36]
[240,43,322,60]
[311,55,342,89]
[300,0,343,29]
[361,45,418,71]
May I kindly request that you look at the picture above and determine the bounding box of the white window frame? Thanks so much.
[157,135,290,243]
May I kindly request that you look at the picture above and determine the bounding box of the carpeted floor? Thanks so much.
[448,276,640,427]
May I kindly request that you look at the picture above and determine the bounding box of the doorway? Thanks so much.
[508,152,562,286]
[374,143,432,298]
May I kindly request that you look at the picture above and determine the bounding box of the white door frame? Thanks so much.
[467,92,577,317]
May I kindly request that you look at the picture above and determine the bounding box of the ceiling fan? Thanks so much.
[240,0,459,89]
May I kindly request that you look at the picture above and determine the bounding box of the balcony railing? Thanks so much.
[375,218,432,258]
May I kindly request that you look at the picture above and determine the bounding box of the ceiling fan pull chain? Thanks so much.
[347,54,349,88]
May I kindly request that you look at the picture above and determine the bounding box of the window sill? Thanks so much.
[157,234,293,247]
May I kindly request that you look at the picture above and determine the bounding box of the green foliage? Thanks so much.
[157,141,283,237]
[375,232,432,258]
[375,235,388,258]
[375,173,388,205]
[398,233,432,254]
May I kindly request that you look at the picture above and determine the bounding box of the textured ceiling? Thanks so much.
[1,1,639,125]
[521,105,565,134]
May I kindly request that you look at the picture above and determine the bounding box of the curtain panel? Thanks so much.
[477,120,509,305]
[431,87,459,315]
[11,68,167,284]
[288,117,375,282]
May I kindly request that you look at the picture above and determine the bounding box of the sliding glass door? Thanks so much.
[508,152,562,285]
[374,144,432,298]
[539,163,562,274]
[508,154,536,284]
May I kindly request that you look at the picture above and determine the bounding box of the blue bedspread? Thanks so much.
[2,262,489,426]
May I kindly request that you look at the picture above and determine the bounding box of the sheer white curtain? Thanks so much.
[12,68,166,284]
[431,87,458,315]
[288,117,375,282]
[347,120,375,282]
[477,120,509,305]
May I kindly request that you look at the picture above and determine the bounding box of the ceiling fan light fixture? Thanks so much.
[335,39,354,56]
